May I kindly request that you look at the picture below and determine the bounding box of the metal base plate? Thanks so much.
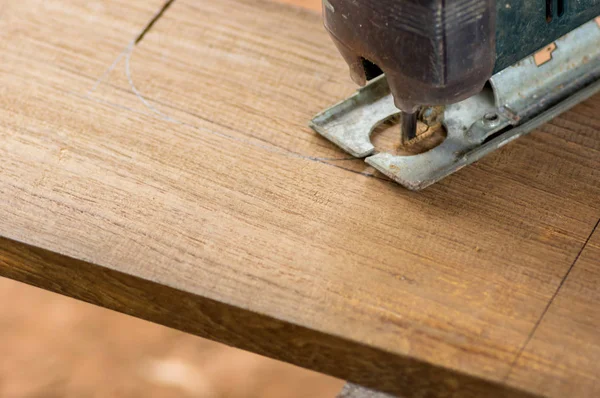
[310,18,600,190]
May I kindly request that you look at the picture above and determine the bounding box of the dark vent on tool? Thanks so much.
[361,58,383,81]
[547,0,567,22]
[557,0,566,17]
[546,0,553,22]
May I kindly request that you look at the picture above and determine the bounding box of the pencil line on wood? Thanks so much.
[116,41,365,164]
[503,217,600,382]
[87,49,129,95]
[76,88,373,179]
[87,0,362,169]
[89,0,176,95]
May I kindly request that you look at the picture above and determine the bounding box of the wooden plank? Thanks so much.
[0,0,599,396]
[507,222,600,396]
[0,237,533,398]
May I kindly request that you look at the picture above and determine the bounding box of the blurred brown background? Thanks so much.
[0,0,346,397]
[0,278,342,397]
[283,0,321,10]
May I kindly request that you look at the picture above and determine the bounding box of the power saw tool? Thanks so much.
[310,0,600,190]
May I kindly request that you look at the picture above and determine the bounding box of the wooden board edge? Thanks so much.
[0,236,541,398]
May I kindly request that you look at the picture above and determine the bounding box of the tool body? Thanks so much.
[311,1,600,189]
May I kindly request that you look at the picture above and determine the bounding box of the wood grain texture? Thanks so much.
[507,222,600,397]
[0,0,598,396]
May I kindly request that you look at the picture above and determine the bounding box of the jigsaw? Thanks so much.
[310,0,600,189]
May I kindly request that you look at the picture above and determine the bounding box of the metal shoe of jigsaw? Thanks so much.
[310,0,600,190]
